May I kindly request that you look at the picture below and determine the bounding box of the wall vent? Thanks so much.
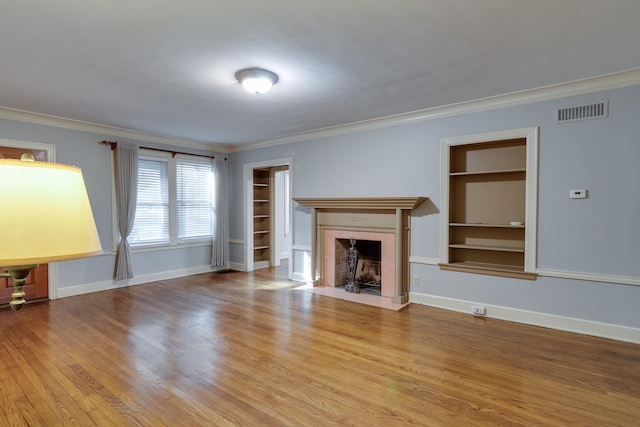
[556,101,608,123]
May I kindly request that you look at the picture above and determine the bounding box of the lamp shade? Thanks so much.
[0,159,102,266]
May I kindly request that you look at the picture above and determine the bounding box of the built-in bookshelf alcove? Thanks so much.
[439,127,539,279]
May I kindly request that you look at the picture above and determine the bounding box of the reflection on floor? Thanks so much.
[259,259,409,311]
[294,283,409,311]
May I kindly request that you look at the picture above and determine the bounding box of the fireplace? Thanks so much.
[293,197,427,304]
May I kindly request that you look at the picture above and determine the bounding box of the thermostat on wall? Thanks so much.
[570,189,587,199]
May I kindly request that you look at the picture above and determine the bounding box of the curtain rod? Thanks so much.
[100,140,226,160]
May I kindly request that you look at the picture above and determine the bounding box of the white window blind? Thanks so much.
[177,159,214,241]
[130,158,169,246]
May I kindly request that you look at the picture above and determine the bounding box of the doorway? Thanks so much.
[244,158,292,278]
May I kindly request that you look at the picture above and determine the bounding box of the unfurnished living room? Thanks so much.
[1,1,639,426]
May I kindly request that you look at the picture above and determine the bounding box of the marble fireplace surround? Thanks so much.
[293,197,427,304]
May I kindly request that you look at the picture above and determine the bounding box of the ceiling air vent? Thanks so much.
[556,100,608,123]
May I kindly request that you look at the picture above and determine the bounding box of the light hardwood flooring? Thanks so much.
[0,263,639,426]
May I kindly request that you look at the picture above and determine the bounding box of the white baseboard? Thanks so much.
[292,272,310,282]
[253,261,270,270]
[228,262,246,271]
[409,292,640,344]
[57,265,215,299]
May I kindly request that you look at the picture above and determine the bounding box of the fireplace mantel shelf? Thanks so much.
[293,197,427,210]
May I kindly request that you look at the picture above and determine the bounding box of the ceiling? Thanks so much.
[2,1,640,149]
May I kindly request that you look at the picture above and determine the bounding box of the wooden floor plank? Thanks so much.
[0,262,638,426]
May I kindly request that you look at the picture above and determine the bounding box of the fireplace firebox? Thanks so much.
[336,238,382,294]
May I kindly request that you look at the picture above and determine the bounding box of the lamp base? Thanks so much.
[2,265,38,311]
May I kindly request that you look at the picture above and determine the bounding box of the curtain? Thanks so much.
[114,142,139,279]
[211,157,229,268]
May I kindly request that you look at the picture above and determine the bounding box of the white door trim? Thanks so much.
[243,157,293,278]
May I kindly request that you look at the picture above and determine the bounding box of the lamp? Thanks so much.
[235,67,279,94]
[0,156,102,310]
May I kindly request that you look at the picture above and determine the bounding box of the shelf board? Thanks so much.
[439,262,537,280]
[449,243,524,253]
[254,199,269,203]
[254,245,270,250]
[253,183,269,187]
[450,223,524,228]
[254,215,269,218]
[254,230,269,234]
[450,168,526,176]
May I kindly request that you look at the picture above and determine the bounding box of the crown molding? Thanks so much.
[0,106,230,154]
[230,67,640,153]
[2,68,639,154]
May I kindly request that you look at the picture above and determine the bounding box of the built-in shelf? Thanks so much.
[448,244,525,253]
[449,168,526,176]
[440,262,537,280]
[449,223,525,228]
[440,129,539,279]
[253,168,272,267]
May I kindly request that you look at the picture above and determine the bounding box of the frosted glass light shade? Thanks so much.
[235,67,279,94]
[241,77,275,94]
[0,159,102,266]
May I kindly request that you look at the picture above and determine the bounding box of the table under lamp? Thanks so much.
[0,155,102,311]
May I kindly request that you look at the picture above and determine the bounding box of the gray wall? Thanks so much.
[0,118,222,292]
[229,84,640,330]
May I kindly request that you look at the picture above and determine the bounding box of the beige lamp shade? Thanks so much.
[0,159,102,266]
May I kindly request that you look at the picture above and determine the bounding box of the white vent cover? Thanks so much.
[556,101,608,123]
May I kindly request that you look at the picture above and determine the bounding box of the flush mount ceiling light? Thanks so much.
[235,67,279,94]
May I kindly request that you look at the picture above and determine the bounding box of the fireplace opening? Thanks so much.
[335,238,382,295]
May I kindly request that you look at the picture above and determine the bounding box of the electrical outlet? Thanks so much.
[472,305,486,316]
[570,189,587,199]
[412,276,420,286]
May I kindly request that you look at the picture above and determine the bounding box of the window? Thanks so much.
[129,157,170,245]
[127,151,215,247]
[177,158,214,241]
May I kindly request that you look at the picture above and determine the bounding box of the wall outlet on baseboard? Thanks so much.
[472,305,486,316]
[412,276,420,286]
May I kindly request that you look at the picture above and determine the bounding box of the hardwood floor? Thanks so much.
[0,264,638,426]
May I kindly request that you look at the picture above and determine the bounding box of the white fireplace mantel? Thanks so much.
[294,197,427,304]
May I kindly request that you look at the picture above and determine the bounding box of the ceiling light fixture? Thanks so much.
[235,67,279,94]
